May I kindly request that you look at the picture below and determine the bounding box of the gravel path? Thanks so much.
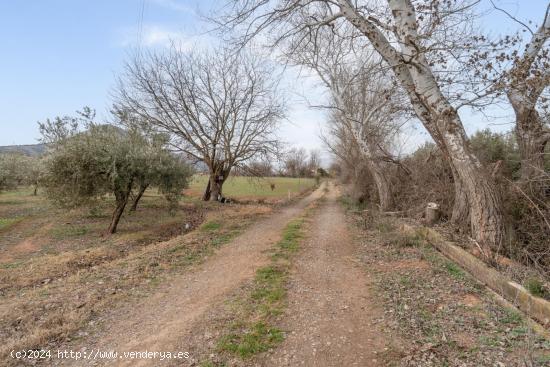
[260,182,390,366]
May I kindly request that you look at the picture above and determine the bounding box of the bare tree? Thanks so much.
[218,0,506,249]
[307,149,322,174]
[288,26,403,210]
[284,147,309,177]
[503,3,550,189]
[115,47,285,201]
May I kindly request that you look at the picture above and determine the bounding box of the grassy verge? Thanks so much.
[205,217,306,364]
[341,203,550,365]
[0,204,266,366]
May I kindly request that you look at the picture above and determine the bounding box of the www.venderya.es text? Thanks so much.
[10,349,190,361]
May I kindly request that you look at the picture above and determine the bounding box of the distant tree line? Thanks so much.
[236,148,324,178]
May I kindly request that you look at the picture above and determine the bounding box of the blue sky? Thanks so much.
[0,0,206,145]
[0,0,548,154]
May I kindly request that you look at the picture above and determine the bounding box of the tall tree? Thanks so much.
[504,3,550,189]
[288,27,402,210]
[219,0,506,249]
[115,47,285,201]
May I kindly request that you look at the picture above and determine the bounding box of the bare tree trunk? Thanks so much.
[108,200,127,234]
[202,179,211,201]
[514,106,549,193]
[369,161,394,211]
[424,122,470,226]
[338,0,505,249]
[443,112,506,250]
[129,183,148,212]
[208,173,226,202]
[451,176,470,227]
[107,182,133,234]
[505,4,550,193]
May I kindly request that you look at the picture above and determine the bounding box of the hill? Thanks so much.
[0,143,46,156]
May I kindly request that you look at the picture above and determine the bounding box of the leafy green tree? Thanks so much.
[41,110,192,234]
[469,129,521,179]
[0,153,44,194]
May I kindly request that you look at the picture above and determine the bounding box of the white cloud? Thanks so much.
[149,0,196,14]
[115,24,207,49]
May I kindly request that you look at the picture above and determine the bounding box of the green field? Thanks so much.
[186,176,316,200]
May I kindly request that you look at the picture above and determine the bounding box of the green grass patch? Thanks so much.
[200,220,222,232]
[525,277,547,298]
[218,322,284,358]
[445,261,464,278]
[200,362,227,367]
[0,217,23,231]
[215,218,306,360]
[50,224,89,238]
[501,308,523,325]
[187,176,316,200]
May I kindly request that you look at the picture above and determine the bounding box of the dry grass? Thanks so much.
[0,187,274,365]
[343,202,550,366]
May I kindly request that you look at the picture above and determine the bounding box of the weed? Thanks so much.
[50,224,89,238]
[444,262,464,278]
[339,195,367,213]
[0,262,22,269]
[377,221,395,233]
[389,233,425,248]
[200,221,222,232]
[501,308,523,325]
[0,217,22,231]
[218,322,284,358]
[525,277,547,298]
[478,335,501,347]
[216,217,306,360]
[200,361,227,367]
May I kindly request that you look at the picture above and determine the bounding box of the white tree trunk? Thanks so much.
[338,0,505,249]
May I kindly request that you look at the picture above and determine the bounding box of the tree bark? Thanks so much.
[512,102,549,194]
[338,0,505,249]
[451,175,470,227]
[506,3,550,191]
[202,179,211,201]
[129,183,148,212]
[443,111,506,250]
[107,181,133,234]
[108,198,129,234]
[206,171,227,202]
[368,161,394,211]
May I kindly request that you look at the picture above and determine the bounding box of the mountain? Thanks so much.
[0,143,47,156]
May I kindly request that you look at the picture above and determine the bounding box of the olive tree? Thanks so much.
[115,47,285,201]
[0,153,43,194]
[41,112,192,234]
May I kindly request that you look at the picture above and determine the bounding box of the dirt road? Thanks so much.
[57,183,325,366]
[259,182,389,366]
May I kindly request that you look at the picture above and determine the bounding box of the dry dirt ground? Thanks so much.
[54,183,326,366]
[10,181,550,366]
